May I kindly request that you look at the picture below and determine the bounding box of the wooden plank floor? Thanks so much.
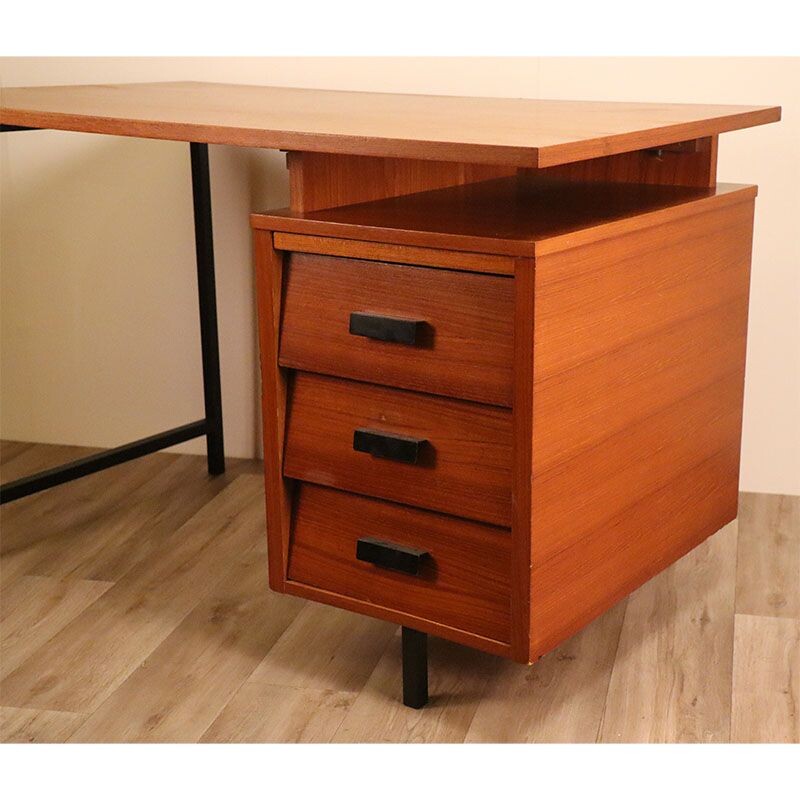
[1,441,797,743]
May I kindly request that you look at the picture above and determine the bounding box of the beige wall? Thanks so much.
[1,58,798,494]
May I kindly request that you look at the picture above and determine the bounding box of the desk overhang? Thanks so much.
[0,81,781,168]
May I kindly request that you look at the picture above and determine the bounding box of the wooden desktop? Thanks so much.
[0,82,781,707]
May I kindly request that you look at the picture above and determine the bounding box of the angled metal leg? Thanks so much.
[190,142,225,475]
[402,627,429,709]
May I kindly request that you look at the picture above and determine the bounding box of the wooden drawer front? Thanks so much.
[284,372,513,526]
[288,484,511,642]
[279,252,514,406]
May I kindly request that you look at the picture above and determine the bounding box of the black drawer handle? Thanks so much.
[353,428,426,464]
[349,312,424,345]
[356,537,429,576]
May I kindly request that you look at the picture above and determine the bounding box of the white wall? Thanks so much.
[1,58,798,494]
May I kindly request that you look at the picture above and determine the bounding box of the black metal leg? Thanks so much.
[190,142,225,476]
[402,627,429,709]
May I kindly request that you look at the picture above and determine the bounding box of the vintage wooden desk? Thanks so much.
[0,83,780,707]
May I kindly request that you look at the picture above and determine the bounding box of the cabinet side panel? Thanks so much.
[529,198,755,659]
[253,230,293,591]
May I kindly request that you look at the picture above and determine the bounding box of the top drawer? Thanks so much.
[278,253,514,406]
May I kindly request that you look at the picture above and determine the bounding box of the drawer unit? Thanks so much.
[283,371,513,526]
[288,483,512,643]
[279,252,514,406]
[253,173,759,706]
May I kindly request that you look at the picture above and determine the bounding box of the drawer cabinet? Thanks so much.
[253,174,756,698]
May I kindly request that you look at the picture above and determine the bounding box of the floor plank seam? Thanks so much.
[595,598,629,743]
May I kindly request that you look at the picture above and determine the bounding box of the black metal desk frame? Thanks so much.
[0,127,225,504]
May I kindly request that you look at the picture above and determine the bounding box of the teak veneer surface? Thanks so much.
[286,152,517,212]
[272,234,516,275]
[284,373,513,527]
[279,252,514,405]
[254,176,757,256]
[288,484,511,642]
[0,82,779,167]
[527,196,754,659]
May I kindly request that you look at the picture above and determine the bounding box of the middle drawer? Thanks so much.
[284,372,513,526]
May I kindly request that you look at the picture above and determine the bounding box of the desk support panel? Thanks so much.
[0,133,226,503]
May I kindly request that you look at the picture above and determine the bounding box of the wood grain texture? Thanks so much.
[530,447,741,659]
[243,603,395,693]
[253,230,293,591]
[530,205,753,474]
[532,303,750,475]
[0,707,85,743]
[532,198,755,381]
[252,176,756,258]
[731,614,800,743]
[599,522,737,743]
[287,151,515,211]
[538,135,718,188]
[21,454,248,583]
[0,83,779,166]
[281,580,511,659]
[279,252,514,406]
[288,484,511,642]
[0,475,265,713]
[202,685,355,743]
[259,174,757,667]
[511,259,535,661]
[0,442,97,485]
[284,373,512,526]
[735,493,800,619]
[0,444,118,553]
[465,600,626,742]
[0,576,112,680]
[527,192,754,660]
[0,440,33,465]
[0,445,183,585]
[0,453,200,585]
[272,232,515,275]
[532,374,746,566]
[202,606,393,741]
[68,550,303,743]
[71,455,260,583]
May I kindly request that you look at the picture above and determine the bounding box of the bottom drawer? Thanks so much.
[287,483,511,642]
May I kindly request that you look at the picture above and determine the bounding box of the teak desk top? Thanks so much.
[0,81,781,167]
